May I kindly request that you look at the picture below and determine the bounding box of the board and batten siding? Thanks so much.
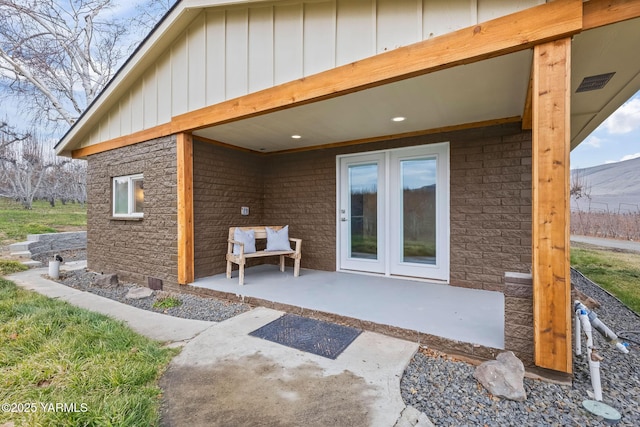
[80,0,543,148]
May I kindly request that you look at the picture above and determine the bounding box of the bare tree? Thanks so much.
[38,157,87,206]
[0,1,173,207]
[570,169,592,203]
[0,122,69,208]
[131,0,176,39]
[0,0,129,128]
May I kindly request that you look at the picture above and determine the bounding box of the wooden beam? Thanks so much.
[522,65,534,131]
[532,38,572,374]
[583,0,640,30]
[171,0,582,132]
[176,132,194,285]
[69,0,581,158]
[71,122,174,159]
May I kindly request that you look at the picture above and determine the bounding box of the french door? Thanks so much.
[337,143,449,281]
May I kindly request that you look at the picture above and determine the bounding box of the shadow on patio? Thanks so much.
[191,265,504,350]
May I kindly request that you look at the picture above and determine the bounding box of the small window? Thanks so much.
[113,174,144,218]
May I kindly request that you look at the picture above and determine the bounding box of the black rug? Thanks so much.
[249,314,362,359]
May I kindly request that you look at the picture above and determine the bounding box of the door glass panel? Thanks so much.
[401,158,436,264]
[349,164,378,259]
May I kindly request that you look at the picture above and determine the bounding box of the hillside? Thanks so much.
[571,157,640,212]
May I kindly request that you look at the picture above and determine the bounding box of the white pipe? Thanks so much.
[575,307,582,355]
[579,310,603,401]
[590,359,602,402]
[574,301,630,354]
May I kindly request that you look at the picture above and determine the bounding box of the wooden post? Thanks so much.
[531,38,572,373]
[177,132,194,285]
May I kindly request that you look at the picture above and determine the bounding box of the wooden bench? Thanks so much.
[226,226,302,285]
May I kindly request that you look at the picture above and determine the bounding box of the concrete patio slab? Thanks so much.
[193,265,505,349]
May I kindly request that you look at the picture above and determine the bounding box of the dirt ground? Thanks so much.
[159,353,376,427]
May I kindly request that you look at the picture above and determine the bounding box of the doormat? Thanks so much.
[249,314,362,360]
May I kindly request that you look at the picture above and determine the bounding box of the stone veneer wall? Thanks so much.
[86,136,178,286]
[504,272,534,367]
[26,231,87,258]
[87,122,531,292]
[193,141,265,278]
[192,122,532,290]
[260,122,532,291]
[449,129,532,291]
[262,149,338,271]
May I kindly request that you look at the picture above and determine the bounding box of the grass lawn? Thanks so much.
[0,278,178,426]
[571,244,640,315]
[0,198,86,247]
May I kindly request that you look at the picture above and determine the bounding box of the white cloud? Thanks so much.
[620,152,640,162]
[583,135,603,148]
[602,153,640,165]
[603,98,640,135]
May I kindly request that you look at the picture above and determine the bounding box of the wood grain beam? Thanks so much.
[70,0,581,159]
[522,65,534,131]
[71,123,174,159]
[583,0,640,30]
[532,38,572,374]
[171,0,582,132]
[176,132,194,285]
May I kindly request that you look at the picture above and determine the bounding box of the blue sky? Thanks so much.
[571,91,640,169]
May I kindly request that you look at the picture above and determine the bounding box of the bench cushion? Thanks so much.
[266,225,292,251]
[233,227,256,255]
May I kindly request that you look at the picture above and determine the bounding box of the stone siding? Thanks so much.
[193,141,265,278]
[87,123,531,292]
[504,272,534,367]
[195,122,532,290]
[449,130,532,291]
[263,150,337,271]
[26,231,86,257]
[86,136,178,286]
[262,123,532,289]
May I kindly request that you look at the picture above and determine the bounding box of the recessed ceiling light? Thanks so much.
[291,135,302,139]
[392,117,406,122]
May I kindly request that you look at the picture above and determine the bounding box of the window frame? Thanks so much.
[112,173,144,218]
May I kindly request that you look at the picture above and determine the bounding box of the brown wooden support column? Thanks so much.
[532,38,572,373]
[177,132,194,285]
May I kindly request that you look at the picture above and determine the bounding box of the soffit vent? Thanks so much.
[576,72,615,93]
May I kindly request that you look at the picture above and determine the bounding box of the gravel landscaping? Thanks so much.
[58,269,250,322]
[402,269,640,426]
[56,267,640,426]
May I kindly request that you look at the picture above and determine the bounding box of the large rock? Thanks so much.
[473,351,527,401]
[394,405,435,427]
[92,273,119,289]
[126,287,153,300]
[125,287,153,299]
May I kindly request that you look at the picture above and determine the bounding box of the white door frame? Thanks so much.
[337,152,386,273]
[336,143,450,282]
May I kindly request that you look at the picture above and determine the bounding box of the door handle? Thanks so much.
[341,218,348,222]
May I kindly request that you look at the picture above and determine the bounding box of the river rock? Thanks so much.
[126,287,153,299]
[473,351,526,401]
[92,273,119,289]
